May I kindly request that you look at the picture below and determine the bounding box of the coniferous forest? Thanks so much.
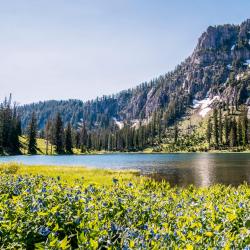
[0,94,249,155]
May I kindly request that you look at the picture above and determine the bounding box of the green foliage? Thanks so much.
[0,170,249,249]
[27,112,37,154]
[0,95,21,155]
[65,122,73,154]
[54,113,65,154]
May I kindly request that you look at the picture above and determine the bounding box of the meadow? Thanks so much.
[0,163,249,249]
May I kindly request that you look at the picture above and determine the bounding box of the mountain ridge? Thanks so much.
[18,19,250,131]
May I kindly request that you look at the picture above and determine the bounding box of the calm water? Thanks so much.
[0,153,249,187]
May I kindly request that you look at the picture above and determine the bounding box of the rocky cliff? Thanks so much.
[19,19,250,130]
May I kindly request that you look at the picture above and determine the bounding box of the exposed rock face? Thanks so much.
[19,19,250,130]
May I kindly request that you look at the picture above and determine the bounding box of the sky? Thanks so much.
[0,0,250,104]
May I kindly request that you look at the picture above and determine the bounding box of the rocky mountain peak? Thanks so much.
[19,19,250,130]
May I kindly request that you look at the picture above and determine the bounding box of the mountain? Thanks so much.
[18,19,250,131]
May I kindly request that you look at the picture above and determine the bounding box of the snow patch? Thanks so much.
[248,107,250,119]
[236,73,244,80]
[131,119,140,129]
[231,45,235,50]
[113,118,124,129]
[227,64,232,69]
[192,96,220,117]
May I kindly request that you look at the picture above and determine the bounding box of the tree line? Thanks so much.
[206,106,249,149]
[0,95,249,155]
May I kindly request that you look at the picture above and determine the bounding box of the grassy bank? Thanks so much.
[0,163,249,249]
[17,136,250,156]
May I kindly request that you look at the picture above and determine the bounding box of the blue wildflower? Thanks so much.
[30,206,38,213]
[102,202,108,207]
[111,223,117,232]
[128,182,133,187]
[38,226,51,237]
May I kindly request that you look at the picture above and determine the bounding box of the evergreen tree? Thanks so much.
[65,122,73,154]
[237,117,243,146]
[45,119,52,155]
[206,117,212,146]
[75,130,81,149]
[54,113,64,154]
[241,107,248,146]
[80,122,87,153]
[218,107,223,144]
[229,118,237,147]
[224,115,230,146]
[27,112,37,154]
[213,108,219,147]
[174,124,179,145]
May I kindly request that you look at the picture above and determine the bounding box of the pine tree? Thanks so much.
[75,130,81,149]
[174,124,178,145]
[45,119,52,155]
[229,118,237,147]
[241,107,248,146]
[224,115,230,146]
[65,122,73,154]
[237,117,243,146]
[213,108,219,147]
[206,117,212,146]
[218,107,223,144]
[54,113,64,154]
[27,112,37,154]
[80,122,87,153]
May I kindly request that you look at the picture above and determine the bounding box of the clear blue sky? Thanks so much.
[0,0,249,104]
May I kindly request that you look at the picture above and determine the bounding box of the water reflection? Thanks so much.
[0,153,249,187]
[146,154,250,187]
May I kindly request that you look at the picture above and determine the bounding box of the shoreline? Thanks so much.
[1,149,250,157]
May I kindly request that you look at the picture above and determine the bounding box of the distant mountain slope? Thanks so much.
[19,19,250,130]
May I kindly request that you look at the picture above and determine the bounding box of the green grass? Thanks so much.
[0,163,249,249]
[19,137,105,156]
[0,163,139,186]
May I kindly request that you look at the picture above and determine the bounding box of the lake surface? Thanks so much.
[0,153,249,187]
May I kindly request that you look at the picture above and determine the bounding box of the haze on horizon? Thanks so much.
[0,0,250,105]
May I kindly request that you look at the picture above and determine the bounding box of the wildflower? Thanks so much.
[30,206,38,213]
[102,202,108,207]
[38,226,51,237]
[111,223,117,232]
[205,232,213,237]
[128,182,133,187]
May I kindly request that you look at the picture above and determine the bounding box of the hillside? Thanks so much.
[19,19,250,132]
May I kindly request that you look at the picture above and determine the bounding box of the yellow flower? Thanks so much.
[186,244,193,250]
[227,213,237,221]
[205,232,213,237]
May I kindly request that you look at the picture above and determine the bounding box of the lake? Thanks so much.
[0,153,249,187]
